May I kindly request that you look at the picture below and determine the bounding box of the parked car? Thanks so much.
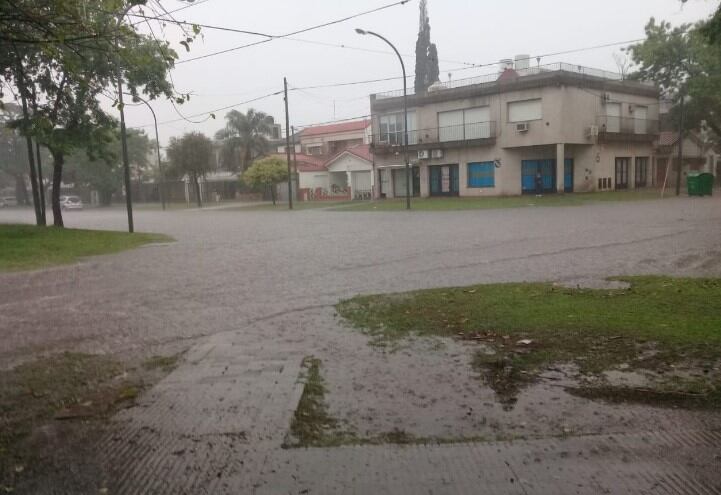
[59,195,83,210]
[0,196,18,207]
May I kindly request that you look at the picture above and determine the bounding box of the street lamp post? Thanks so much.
[130,94,166,210]
[355,28,411,209]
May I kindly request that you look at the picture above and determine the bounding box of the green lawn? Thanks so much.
[332,190,668,211]
[337,277,721,407]
[240,200,355,211]
[0,224,171,271]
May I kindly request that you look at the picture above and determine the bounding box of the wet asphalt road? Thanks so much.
[2,196,721,362]
[2,197,721,494]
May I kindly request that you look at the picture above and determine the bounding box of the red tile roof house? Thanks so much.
[292,120,375,200]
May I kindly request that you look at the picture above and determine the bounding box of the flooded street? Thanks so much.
[2,197,721,493]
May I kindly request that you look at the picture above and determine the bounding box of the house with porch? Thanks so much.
[296,144,374,200]
[369,61,661,198]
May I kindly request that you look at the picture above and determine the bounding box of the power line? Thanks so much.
[129,36,650,131]
[130,89,284,128]
[174,0,413,64]
[288,37,647,93]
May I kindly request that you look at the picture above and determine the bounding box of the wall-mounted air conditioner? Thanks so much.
[431,149,444,159]
[417,150,430,159]
[516,122,529,132]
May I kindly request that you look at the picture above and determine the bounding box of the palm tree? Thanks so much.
[215,109,275,172]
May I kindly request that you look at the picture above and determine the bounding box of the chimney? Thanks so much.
[514,54,530,74]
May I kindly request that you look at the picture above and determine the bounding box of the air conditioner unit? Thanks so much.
[431,149,444,159]
[516,122,529,132]
[587,125,599,138]
[417,150,430,160]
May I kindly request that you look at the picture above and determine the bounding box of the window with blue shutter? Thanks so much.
[467,162,495,188]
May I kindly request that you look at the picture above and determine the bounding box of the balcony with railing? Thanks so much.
[596,115,659,141]
[373,62,655,101]
[371,121,496,154]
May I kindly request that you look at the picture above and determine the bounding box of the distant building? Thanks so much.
[370,60,662,198]
[289,120,374,200]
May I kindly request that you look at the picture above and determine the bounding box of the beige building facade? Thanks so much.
[370,64,660,198]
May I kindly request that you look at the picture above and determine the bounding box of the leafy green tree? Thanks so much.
[243,157,288,205]
[3,0,196,226]
[65,128,150,206]
[215,109,274,172]
[166,132,214,207]
[629,18,721,140]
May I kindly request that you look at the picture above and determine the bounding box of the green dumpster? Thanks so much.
[687,172,701,196]
[699,173,714,196]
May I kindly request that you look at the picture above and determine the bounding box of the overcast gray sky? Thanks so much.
[123,0,718,147]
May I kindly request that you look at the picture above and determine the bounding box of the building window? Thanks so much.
[615,157,630,190]
[379,111,416,145]
[635,157,649,187]
[467,161,495,188]
[438,107,490,142]
[634,106,648,134]
[605,102,621,132]
[508,99,542,123]
[307,145,323,155]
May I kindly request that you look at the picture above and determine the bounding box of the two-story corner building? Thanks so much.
[299,119,371,156]
[370,61,661,198]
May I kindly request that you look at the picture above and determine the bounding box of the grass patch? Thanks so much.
[241,200,355,211]
[0,224,172,271]
[0,353,128,484]
[332,190,666,211]
[284,357,489,448]
[336,276,721,408]
[0,351,182,490]
[142,353,182,373]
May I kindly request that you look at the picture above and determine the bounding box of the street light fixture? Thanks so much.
[355,28,411,209]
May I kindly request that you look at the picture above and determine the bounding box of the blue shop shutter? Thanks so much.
[468,162,495,188]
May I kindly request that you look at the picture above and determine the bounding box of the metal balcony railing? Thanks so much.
[374,62,653,99]
[596,115,659,135]
[371,122,496,148]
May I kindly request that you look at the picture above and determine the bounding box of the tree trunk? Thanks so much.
[13,173,29,205]
[16,62,42,225]
[270,183,276,205]
[50,149,64,227]
[193,171,202,208]
[243,146,252,171]
[35,141,46,224]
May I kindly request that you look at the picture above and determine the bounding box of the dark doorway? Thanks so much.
[429,164,460,196]
[615,157,630,190]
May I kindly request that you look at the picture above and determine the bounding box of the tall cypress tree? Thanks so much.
[414,0,440,93]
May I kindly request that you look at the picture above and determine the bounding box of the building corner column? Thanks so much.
[556,143,565,193]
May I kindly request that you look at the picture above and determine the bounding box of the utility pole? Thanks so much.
[675,95,685,196]
[284,77,293,210]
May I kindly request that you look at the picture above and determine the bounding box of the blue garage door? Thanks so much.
[564,159,574,192]
[522,159,574,193]
[522,159,555,193]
